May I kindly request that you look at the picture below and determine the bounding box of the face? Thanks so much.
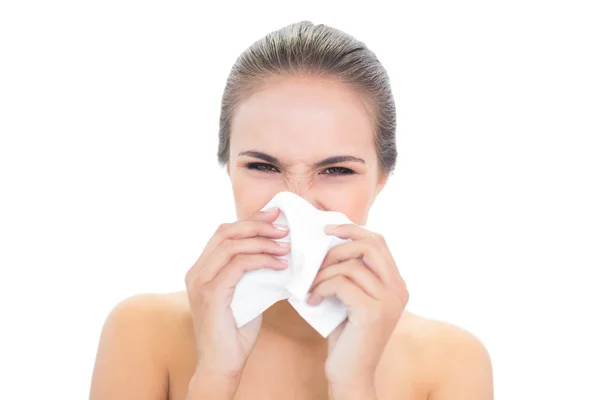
[227,76,388,226]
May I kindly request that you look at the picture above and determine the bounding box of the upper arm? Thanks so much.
[428,323,494,400]
[90,294,171,400]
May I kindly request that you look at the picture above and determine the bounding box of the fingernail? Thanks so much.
[277,241,291,248]
[262,207,278,213]
[274,224,289,231]
[307,294,322,306]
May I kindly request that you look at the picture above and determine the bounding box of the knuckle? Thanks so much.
[326,251,342,266]
[318,265,335,280]
[184,268,195,285]
[364,236,377,247]
[222,238,235,251]
[231,253,251,268]
[215,222,231,235]
[184,267,202,288]
[398,278,409,296]
[372,232,385,244]
[227,253,241,268]
[230,251,244,261]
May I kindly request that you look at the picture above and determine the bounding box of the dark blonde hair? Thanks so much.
[217,21,397,175]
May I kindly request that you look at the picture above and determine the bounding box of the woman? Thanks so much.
[90,21,493,400]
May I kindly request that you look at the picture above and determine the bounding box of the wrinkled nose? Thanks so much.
[286,185,326,211]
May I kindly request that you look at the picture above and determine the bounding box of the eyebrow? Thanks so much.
[238,150,366,168]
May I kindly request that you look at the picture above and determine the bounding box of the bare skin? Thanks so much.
[90,76,493,399]
[90,292,492,399]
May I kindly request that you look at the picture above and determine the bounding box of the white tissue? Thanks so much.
[230,191,354,337]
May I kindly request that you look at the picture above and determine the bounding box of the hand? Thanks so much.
[184,208,291,385]
[307,224,409,399]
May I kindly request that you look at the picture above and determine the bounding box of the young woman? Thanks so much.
[90,21,494,400]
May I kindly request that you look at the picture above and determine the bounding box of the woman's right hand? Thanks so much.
[184,207,290,388]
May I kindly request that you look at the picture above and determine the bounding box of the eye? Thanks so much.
[245,162,280,173]
[320,167,356,176]
[245,163,355,176]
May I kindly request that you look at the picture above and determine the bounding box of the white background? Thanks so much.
[1,1,598,399]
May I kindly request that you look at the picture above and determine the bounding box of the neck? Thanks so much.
[261,300,327,345]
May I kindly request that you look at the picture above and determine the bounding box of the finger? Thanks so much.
[205,208,284,255]
[185,210,287,284]
[307,275,372,309]
[324,223,376,241]
[324,224,397,275]
[220,219,289,240]
[188,253,288,302]
[326,224,394,264]
[310,258,384,299]
[320,240,393,285]
[188,237,291,286]
[246,206,282,221]
[211,253,289,291]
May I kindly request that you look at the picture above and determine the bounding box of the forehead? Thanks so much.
[230,76,376,161]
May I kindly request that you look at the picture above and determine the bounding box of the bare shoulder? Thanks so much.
[98,291,191,347]
[393,310,491,353]
[90,291,195,400]
[387,310,494,399]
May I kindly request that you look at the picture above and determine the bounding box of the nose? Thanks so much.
[286,185,326,211]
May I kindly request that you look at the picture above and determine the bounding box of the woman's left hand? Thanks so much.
[307,224,409,399]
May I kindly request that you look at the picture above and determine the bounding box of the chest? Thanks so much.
[167,328,429,400]
[168,356,427,400]
[168,354,328,400]
[233,346,330,400]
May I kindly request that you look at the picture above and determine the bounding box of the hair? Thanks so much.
[217,20,397,175]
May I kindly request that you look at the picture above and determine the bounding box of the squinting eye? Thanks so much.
[245,163,355,176]
[245,163,279,173]
[321,167,355,175]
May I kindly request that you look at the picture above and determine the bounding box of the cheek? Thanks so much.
[231,179,282,219]
[322,184,373,224]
